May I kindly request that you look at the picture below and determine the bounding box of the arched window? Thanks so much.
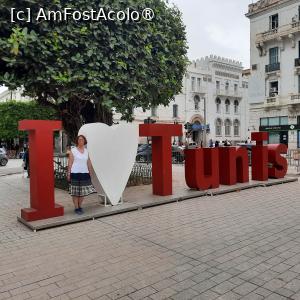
[194,95,200,110]
[225,119,232,136]
[216,98,221,113]
[234,100,239,114]
[215,118,222,136]
[225,99,230,114]
[234,119,240,136]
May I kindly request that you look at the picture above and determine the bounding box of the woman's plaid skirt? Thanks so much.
[69,173,96,197]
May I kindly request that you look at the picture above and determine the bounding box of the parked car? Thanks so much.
[137,144,151,153]
[172,146,185,163]
[0,148,8,166]
[136,145,184,163]
[136,145,152,162]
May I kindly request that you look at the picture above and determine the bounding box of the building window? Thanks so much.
[216,81,220,92]
[225,99,230,114]
[269,14,279,30]
[216,118,222,136]
[191,77,195,91]
[216,98,221,113]
[234,84,238,93]
[151,106,158,117]
[280,116,288,125]
[260,118,268,126]
[197,78,201,91]
[269,47,279,65]
[269,117,280,126]
[298,75,300,93]
[260,116,288,126]
[234,120,240,136]
[173,104,178,118]
[225,119,231,136]
[269,81,278,96]
[225,81,229,91]
[242,81,248,88]
[194,95,200,110]
[234,100,239,114]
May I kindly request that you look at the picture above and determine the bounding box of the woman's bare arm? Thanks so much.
[67,151,74,180]
[87,157,93,174]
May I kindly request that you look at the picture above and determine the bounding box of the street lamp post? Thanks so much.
[202,96,207,147]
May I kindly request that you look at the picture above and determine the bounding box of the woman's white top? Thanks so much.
[71,147,89,173]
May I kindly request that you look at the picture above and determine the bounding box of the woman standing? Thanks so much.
[67,135,96,214]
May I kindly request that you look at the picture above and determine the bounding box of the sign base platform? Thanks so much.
[18,177,297,231]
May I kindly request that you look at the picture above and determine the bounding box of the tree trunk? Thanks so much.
[95,102,113,126]
[59,99,113,143]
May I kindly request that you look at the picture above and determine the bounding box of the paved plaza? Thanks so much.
[1,174,300,299]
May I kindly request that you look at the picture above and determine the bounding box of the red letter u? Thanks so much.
[185,148,219,190]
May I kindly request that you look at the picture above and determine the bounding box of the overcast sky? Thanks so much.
[0,1,253,93]
[171,0,253,68]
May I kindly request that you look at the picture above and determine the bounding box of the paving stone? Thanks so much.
[262,278,287,291]
[171,288,199,300]
[284,279,300,293]
[149,288,177,300]
[192,290,219,300]
[128,286,156,300]
[215,291,241,299]
[211,281,236,294]
[233,282,258,296]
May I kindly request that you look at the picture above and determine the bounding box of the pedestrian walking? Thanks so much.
[67,135,96,215]
[23,147,30,178]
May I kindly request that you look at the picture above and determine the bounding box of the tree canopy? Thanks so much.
[0,101,58,140]
[0,0,188,141]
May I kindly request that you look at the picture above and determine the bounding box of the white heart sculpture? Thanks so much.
[78,123,139,206]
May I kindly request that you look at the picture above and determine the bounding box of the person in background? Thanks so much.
[23,147,30,178]
[15,144,19,158]
[215,140,219,147]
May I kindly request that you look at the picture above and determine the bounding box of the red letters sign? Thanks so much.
[19,121,288,221]
[19,120,64,221]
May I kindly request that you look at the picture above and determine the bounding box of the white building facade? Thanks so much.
[0,88,31,102]
[246,0,300,149]
[124,55,249,145]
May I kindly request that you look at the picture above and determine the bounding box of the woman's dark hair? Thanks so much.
[75,135,87,146]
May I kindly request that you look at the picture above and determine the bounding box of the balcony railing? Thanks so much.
[295,58,300,67]
[265,62,280,73]
[290,94,300,105]
[256,21,300,44]
[216,89,242,98]
[264,96,280,108]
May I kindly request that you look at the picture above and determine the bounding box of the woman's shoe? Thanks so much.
[74,208,82,215]
[78,207,84,214]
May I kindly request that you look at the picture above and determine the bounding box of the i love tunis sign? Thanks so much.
[18,121,288,222]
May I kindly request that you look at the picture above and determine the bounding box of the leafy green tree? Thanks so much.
[0,101,57,140]
[0,0,188,141]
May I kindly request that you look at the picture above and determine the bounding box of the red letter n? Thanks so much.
[219,147,249,185]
